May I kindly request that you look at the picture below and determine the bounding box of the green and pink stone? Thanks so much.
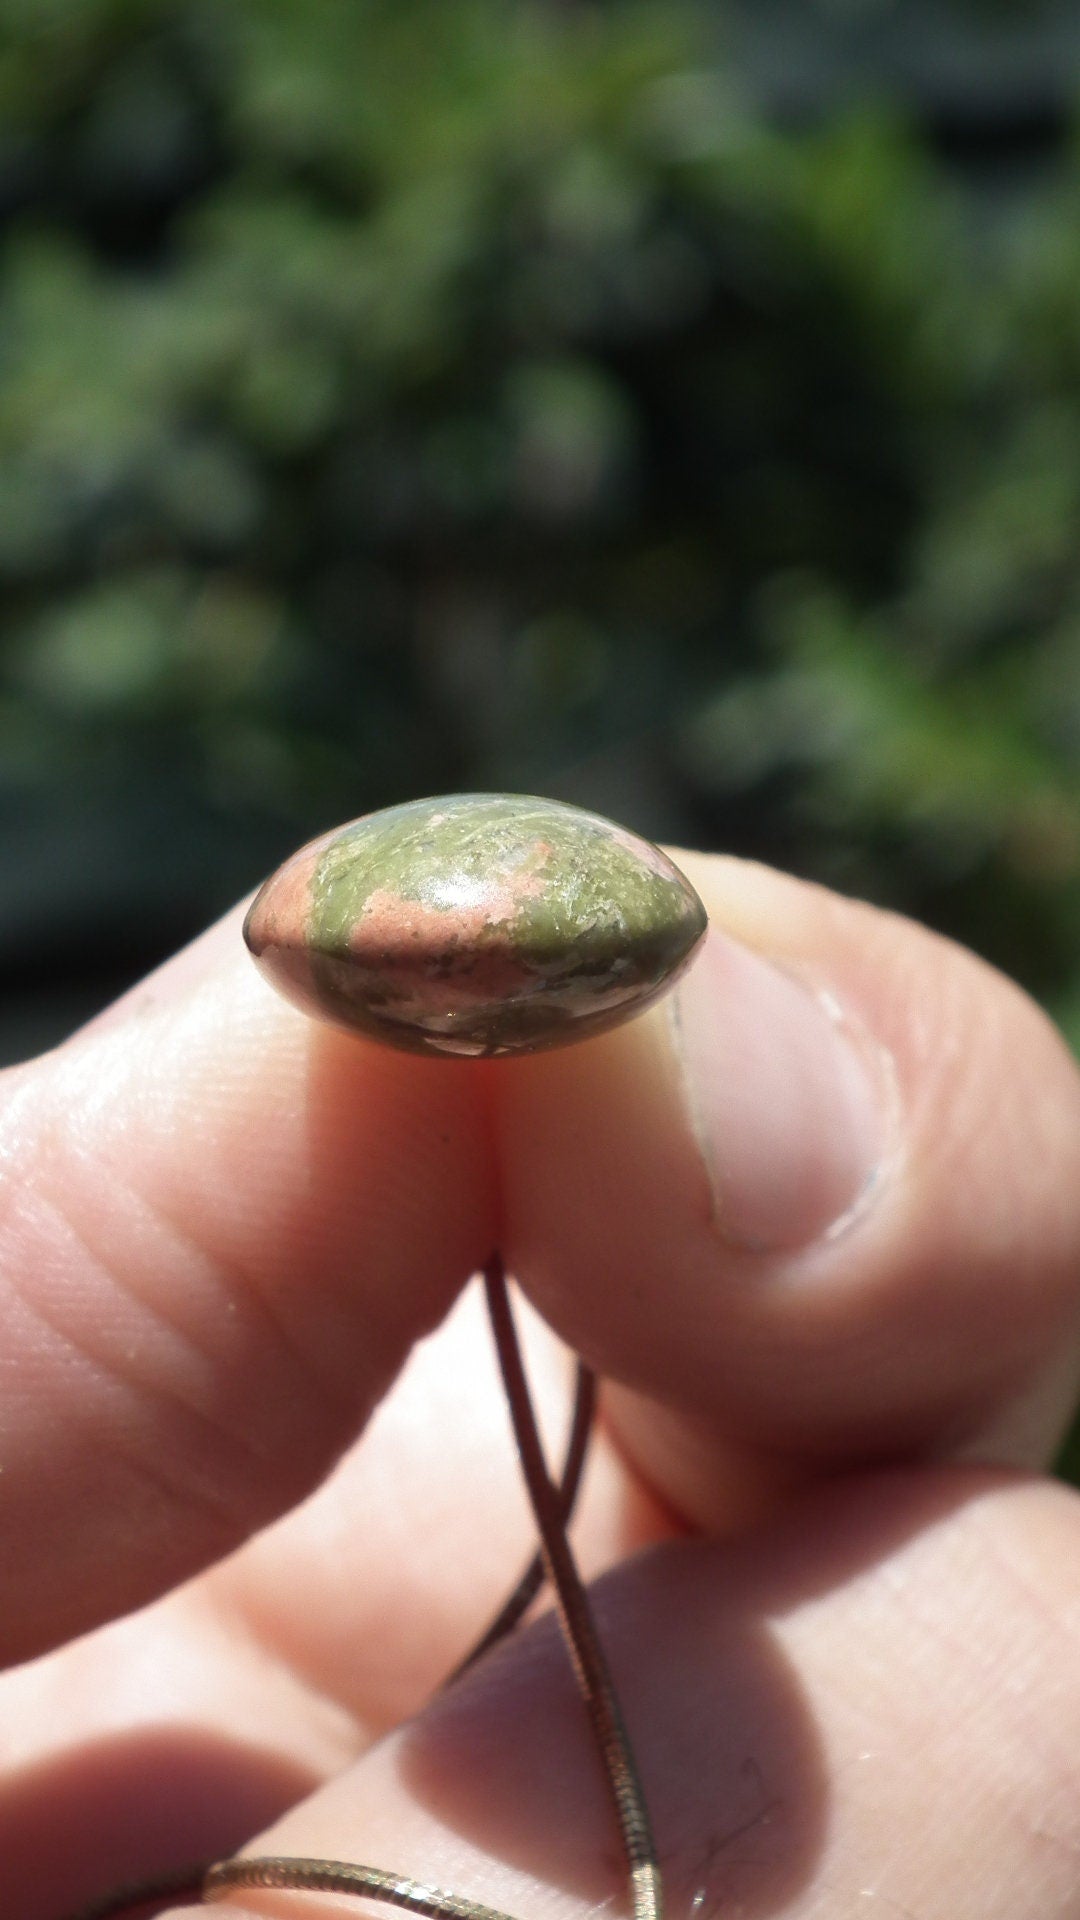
[244,793,707,1057]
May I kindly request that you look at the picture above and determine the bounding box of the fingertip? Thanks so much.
[0,911,497,1662]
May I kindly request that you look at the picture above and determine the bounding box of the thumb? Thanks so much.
[492,855,1080,1527]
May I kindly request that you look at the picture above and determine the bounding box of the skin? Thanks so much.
[4,850,1080,1919]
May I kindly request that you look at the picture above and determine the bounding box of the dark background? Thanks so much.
[4,0,1080,1070]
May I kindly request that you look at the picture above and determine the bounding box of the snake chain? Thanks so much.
[69,1254,661,1920]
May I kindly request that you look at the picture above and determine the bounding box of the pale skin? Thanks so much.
[5,852,1080,1920]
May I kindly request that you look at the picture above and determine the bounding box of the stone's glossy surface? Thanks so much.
[244,793,707,1057]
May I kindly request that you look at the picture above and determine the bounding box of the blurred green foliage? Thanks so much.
[3,0,1080,1047]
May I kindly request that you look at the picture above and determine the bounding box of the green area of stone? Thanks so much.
[308,793,703,979]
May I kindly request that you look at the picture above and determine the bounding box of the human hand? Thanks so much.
[4,852,1080,1919]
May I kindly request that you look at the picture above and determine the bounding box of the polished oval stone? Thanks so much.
[244,794,707,1057]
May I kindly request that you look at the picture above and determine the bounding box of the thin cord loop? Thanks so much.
[446,1356,595,1683]
[203,1856,521,1920]
[481,1255,662,1920]
[66,1263,661,1920]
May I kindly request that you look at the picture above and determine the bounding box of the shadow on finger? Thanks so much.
[3,1728,315,1920]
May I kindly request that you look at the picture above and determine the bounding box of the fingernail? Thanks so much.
[672,928,889,1251]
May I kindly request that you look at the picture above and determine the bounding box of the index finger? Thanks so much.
[0,908,495,1667]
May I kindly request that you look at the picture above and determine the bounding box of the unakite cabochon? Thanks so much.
[244,794,707,1057]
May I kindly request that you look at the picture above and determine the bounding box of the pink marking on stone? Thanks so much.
[243,846,325,1015]
[345,875,538,1004]
[244,844,319,956]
